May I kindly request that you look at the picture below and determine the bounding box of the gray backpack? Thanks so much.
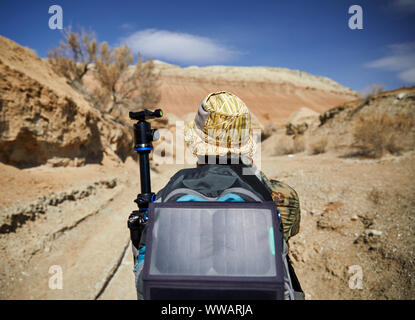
[134,164,303,300]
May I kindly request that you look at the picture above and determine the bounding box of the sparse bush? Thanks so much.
[272,135,306,155]
[273,136,294,155]
[309,137,328,155]
[94,43,160,112]
[47,27,97,85]
[367,187,382,205]
[385,135,404,155]
[353,113,414,158]
[124,55,161,110]
[352,84,386,117]
[47,27,161,116]
[293,135,306,153]
[360,84,385,99]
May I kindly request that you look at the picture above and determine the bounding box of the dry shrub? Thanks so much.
[293,135,306,153]
[47,27,97,85]
[273,135,294,155]
[309,137,328,155]
[353,113,414,158]
[272,135,306,155]
[47,27,160,115]
[261,123,274,141]
[360,84,384,99]
[352,84,385,117]
[367,187,382,205]
[93,43,160,113]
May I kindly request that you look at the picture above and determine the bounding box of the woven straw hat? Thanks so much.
[184,91,256,157]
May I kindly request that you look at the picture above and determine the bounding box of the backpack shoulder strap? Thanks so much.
[227,164,273,201]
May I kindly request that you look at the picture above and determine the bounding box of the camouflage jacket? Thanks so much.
[240,156,301,241]
[258,172,301,241]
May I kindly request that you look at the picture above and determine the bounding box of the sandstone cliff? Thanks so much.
[0,36,132,168]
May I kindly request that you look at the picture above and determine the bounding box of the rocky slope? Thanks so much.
[261,86,415,157]
[0,36,132,168]
[310,86,415,156]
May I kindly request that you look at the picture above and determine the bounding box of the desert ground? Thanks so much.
[1,150,414,300]
[1,35,414,300]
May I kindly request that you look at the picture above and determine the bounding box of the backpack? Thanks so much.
[135,164,304,300]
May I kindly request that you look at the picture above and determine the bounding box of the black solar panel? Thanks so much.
[142,202,284,300]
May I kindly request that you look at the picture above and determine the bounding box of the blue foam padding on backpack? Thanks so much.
[137,246,146,268]
[217,193,245,202]
[176,193,245,202]
[176,195,206,202]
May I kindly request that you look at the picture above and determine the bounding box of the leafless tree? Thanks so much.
[94,43,160,112]
[47,27,97,85]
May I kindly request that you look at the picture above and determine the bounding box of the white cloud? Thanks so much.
[120,29,237,65]
[365,42,415,84]
[399,68,415,82]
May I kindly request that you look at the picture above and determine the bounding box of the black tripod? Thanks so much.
[127,108,163,255]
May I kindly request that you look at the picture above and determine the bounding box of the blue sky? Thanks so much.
[0,0,414,92]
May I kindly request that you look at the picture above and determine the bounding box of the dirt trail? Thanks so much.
[0,172,135,298]
[0,160,189,299]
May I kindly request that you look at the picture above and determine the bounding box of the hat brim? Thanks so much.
[183,120,256,157]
